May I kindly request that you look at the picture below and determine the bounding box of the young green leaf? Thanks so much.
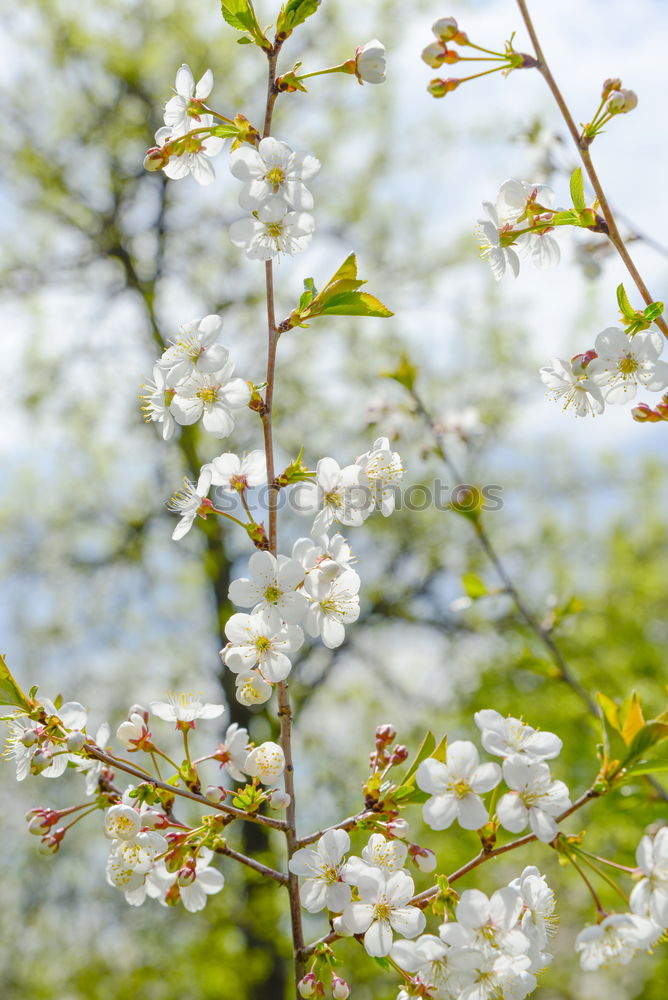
[569,167,586,211]
[0,655,34,710]
[317,291,393,318]
[462,572,488,599]
[616,283,636,321]
[276,0,321,38]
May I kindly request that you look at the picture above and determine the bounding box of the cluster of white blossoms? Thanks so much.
[393,868,557,1000]
[220,437,404,705]
[416,710,570,843]
[228,136,320,260]
[575,826,668,970]
[141,313,250,443]
[146,64,225,185]
[540,327,668,417]
[477,179,560,281]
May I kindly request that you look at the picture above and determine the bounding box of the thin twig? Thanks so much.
[85,746,287,831]
[515,0,668,338]
[295,810,374,849]
[219,844,288,885]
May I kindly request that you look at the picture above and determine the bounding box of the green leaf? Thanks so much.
[399,730,435,785]
[298,277,317,311]
[623,757,668,778]
[570,167,586,211]
[621,690,645,746]
[318,291,393,318]
[624,721,668,762]
[276,0,321,38]
[617,283,636,321]
[210,122,244,139]
[0,655,33,710]
[596,691,621,733]
[326,252,359,284]
[221,0,257,31]
[462,572,488,599]
[383,353,418,393]
[643,301,664,322]
[237,35,254,44]
[371,956,393,973]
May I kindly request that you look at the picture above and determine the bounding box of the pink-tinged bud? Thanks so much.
[386,817,409,838]
[268,789,291,810]
[601,77,622,99]
[354,39,386,85]
[331,975,350,999]
[428,77,460,98]
[205,785,227,804]
[422,42,447,68]
[39,828,65,854]
[143,146,170,171]
[142,809,169,830]
[410,844,437,873]
[128,704,149,721]
[432,17,459,42]
[177,864,197,887]
[391,744,409,765]
[375,723,396,747]
[28,814,50,835]
[632,403,661,422]
[298,973,317,998]
[570,349,597,375]
[607,88,638,114]
[66,731,86,752]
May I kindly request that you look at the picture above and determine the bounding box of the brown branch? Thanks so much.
[295,811,374,850]
[219,843,288,885]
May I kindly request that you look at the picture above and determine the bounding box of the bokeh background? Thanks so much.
[1,0,667,997]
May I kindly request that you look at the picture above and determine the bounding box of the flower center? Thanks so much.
[618,354,639,376]
[264,585,282,604]
[265,222,284,238]
[451,779,472,798]
[197,386,219,405]
[372,901,392,922]
[255,636,272,652]
[265,166,285,188]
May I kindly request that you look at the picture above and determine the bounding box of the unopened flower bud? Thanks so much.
[39,829,64,854]
[177,864,197,887]
[331,975,350,999]
[632,403,661,422]
[298,973,317,998]
[355,39,386,85]
[66,731,86,752]
[391,745,409,765]
[410,845,437,872]
[570,349,597,375]
[386,817,409,838]
[143,147,170,172]
[601,77,622,99]
[28,813,50,835]
[432,17,459,42]
[422,42,447,68]
[205,785,227,804]
[332,914,354,937]
[142,808,169,829]
[31,750,52,774]
[428,77,460,98]
[607,88,637,114]
[268,789,291,810]
[20,728,39,748]
[128,704,148,721]
[375,723,396,747]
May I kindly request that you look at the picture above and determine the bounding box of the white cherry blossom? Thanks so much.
[215,722,251,782]
[170,360,250,437]
[229,136,320,211]
[208,450,267,492]
[455,887,528,955]
[494,179,555,225]
[356,437,404,516]
[116,712,150,751]
[342,868,425,957]
[497,757,571,843]
[292,533,355,573]
[158,315,229,387]
[235,670,272,706]
[154,848,225,913]
[228,551,307,624]
[575,912,660,970]
[416,741,501,831]
[539,357,605,417]
[167,467,213,541]
[244,741,285,785]
[630,827,668,926]
[304,564,361,649]
[154,123,224,186]
[586,327,668,403]
[288,828,352,913]
[229,195,315,260]
[149,692,224,725]
[76,722,111,795]
[474,710,562,762]
[104,804,141,842]
[164,64,214,137]
[222,609,303,682]
[293,457,371,539]
[477,202,520,281]
[140,365,178,440]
